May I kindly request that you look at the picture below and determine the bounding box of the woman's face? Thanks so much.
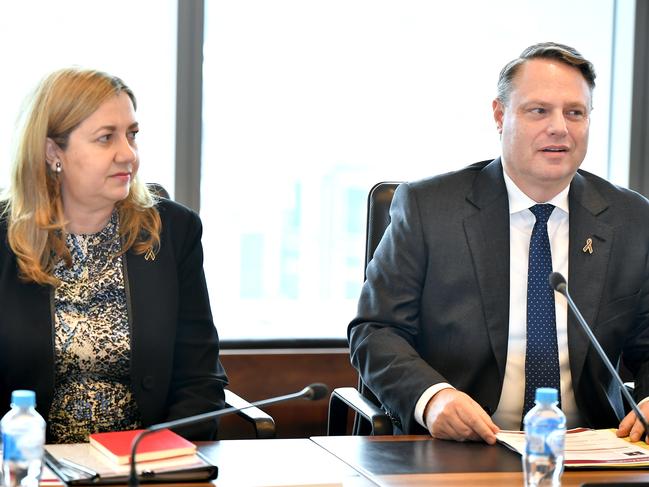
[47,92,139,217]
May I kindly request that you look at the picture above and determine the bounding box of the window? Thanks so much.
[0,1,636,343]
[201,0,628,340]
[0,0,177,194]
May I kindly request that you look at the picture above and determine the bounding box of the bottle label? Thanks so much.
[547,429,565,456]
[1,432,43,462]
[526,419,565,456]
[2,433,22,461]
[527,431,548,455]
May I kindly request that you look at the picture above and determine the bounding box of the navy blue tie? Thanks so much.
[523,204,561,420]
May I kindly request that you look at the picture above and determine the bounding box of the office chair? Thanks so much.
[326,182,639,435]
[327,182,401,436]
[147,183,276,439]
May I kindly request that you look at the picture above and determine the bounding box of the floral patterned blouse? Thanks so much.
[48,211,141,443]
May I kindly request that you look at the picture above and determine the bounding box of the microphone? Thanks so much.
[128,383,329,487]
[549,272,649,435]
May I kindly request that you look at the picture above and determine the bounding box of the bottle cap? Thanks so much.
[11,390,36,408]
[535,387,558,405]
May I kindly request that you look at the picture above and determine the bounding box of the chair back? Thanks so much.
[147,182,170,199]
[354,181,401,434]
[364,182,400,277]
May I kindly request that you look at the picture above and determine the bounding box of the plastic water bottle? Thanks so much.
[1,390,46,487]
[523,387,566,487]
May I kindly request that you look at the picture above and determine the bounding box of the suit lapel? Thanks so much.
[566,172,613,391]
[463,159,511,382]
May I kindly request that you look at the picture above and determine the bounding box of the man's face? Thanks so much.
[493,58,591,202]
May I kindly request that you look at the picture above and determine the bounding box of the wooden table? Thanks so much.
[311,435,649,487]
[43,436,649,486]
[370,471,649,486]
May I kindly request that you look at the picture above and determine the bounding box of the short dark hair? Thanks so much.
[496,42,596,106]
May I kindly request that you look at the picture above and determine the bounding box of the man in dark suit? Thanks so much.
[348,42,649,444]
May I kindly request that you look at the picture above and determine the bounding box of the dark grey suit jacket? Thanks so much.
[0,199,228,441]
[349,158,649,434]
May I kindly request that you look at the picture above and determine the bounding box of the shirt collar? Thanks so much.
[502,170,570,215]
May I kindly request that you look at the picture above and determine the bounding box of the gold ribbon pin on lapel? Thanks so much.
[582,238,593,254]
[144,247,156,261]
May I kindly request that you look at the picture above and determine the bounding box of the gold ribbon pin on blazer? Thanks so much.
[582,238,593,254]
[144,247,156,261]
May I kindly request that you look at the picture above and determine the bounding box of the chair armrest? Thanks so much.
[327,387,392,436]
[224,389,276,439]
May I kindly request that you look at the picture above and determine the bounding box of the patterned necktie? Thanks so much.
[522,204,561,421]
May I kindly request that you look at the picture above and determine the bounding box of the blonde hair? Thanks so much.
[2,67,161,286]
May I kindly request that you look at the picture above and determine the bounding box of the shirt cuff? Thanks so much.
[638,396,649,407]
[414,383,455,429]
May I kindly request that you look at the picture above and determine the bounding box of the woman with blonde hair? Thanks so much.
[0,68,227,443]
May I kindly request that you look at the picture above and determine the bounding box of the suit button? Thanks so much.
[142,376,155,390]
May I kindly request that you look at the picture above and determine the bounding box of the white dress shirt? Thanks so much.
[415,172,583,430]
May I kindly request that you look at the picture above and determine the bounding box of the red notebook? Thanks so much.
[89,429,196,465]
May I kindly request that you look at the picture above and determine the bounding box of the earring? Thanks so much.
[55,161,61,173]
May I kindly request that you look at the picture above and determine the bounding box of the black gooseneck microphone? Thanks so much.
[549,272,649,436]
[128,383,329,487]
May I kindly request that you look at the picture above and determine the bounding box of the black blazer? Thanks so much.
[349,159,649,434]
[0,198,228,441]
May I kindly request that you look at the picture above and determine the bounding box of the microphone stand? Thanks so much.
[550,273,649,435]
[128,383,328,487]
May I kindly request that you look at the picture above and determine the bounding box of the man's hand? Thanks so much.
[423,388,499,444]
[616,402,649,442]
